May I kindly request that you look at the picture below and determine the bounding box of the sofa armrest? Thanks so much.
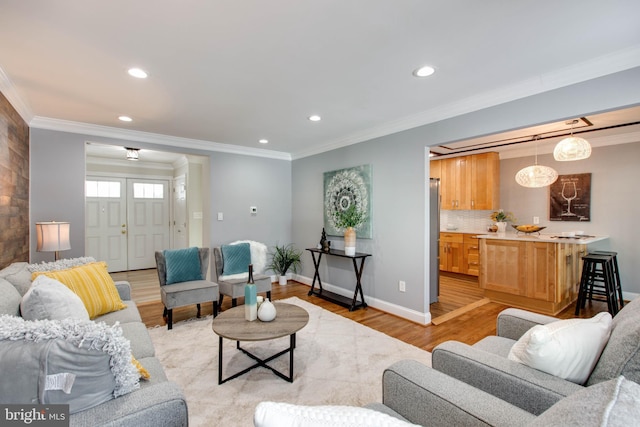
[115,281,132,301]
[496,308,559,340]
[432,341,583,415]
[69,381,187,427]
[382,360,534,426]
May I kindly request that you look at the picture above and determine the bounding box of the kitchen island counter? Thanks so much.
[476,233,608,245]
[477,235,608,315]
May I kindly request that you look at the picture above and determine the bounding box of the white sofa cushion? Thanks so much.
[254,402,421,427]
[508,312,612,384]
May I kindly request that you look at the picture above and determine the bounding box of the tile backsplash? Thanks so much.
[440,210,495,231]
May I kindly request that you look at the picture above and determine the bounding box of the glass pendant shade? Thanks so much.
[515,164,558,188]
[553,136,592,161]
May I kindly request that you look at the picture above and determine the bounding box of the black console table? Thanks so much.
[306,248,371,311]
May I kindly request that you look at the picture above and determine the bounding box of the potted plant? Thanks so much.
[490,209,515,233]
[332,204,365,256]
[268,243,303,285]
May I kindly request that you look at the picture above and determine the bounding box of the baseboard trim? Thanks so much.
[292,274,431,325]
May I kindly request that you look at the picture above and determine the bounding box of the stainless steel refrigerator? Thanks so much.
[429,178,440,303]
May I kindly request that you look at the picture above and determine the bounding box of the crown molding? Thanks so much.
[29,116,292,161]
[0,66,34,124]
[291,45,640,160]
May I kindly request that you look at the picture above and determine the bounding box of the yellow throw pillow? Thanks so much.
[32,262,126,319]
[132,357,150,380]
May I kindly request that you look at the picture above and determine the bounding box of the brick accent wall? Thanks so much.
[0,91,29,268]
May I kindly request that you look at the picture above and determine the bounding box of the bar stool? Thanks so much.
[590,250,624,310]
[575,253,618,316]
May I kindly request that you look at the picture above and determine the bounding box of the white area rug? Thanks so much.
[147,297,432,426]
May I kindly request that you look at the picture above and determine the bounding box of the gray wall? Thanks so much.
[209,152,292,249]
[291,66,640,318]
[501,141,640,297]
[30,129,292,264]
[30,129,87,263]
[292,134,428,318]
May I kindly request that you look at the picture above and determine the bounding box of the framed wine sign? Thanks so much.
[549,173,591,222]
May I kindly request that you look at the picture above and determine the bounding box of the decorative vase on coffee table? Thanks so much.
[257,299,277,322]
[344,227,356,256]
[244,264,257,321]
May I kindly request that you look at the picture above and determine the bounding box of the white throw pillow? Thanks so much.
[20,275,90,321]
[254,402,421,427]
[508,312,612,384]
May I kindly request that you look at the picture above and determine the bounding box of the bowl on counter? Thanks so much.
[512,224,546,234]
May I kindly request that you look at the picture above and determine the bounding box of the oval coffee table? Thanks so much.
[212,302,309,384]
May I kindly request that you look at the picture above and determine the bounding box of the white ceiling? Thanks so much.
[1,0,640,161]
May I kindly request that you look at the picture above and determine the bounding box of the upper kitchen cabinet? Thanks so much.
[470,152,500,210]
[441,156,471,210]
[429,158,441,180]
[431,152,499,210]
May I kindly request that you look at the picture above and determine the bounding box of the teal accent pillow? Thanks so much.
[221,243,251,275]
[164,247,203,285]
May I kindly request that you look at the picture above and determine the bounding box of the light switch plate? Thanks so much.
[217,212,223,221]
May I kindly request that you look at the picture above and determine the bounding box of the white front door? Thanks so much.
[126,179,171,270]
[85,178,128,272]
[173,175,188,249]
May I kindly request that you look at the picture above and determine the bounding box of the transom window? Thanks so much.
[86,180,121,198]
[133,183,164,199]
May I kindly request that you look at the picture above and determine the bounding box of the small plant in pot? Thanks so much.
[268,243,303,285]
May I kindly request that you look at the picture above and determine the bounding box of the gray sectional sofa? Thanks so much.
[0,261,188,427]
[365,296,640,426]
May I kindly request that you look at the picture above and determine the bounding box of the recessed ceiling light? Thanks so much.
[128,68,148,79]
[259,139,269,144]
[308,115,322,122]
[118,116,133,122]
[413,65,435,78]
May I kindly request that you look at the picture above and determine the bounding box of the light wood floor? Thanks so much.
[113,269,608,353]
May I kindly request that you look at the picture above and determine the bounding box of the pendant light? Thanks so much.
[126,147,140,161]
[515,136,558,188]
[553,119,591,161]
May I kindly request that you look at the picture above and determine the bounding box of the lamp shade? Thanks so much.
[515,165,559,188]
[553,136,592,161]
[36,222,71,252]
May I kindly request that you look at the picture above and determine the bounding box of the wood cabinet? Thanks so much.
[440,156,471,210]
[439,232,463,273]
[431,152,499,210]
[479,238,586,315]
[429,159,441,179]
[470,152,500,210]
[463,234,480,276]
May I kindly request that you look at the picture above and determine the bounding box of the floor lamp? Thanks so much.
[36,221,71,261]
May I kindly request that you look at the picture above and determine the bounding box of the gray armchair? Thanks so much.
[212,243,272,307]
[365,359,640,426]
[430,296,640,415]
[155,247,219,329]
